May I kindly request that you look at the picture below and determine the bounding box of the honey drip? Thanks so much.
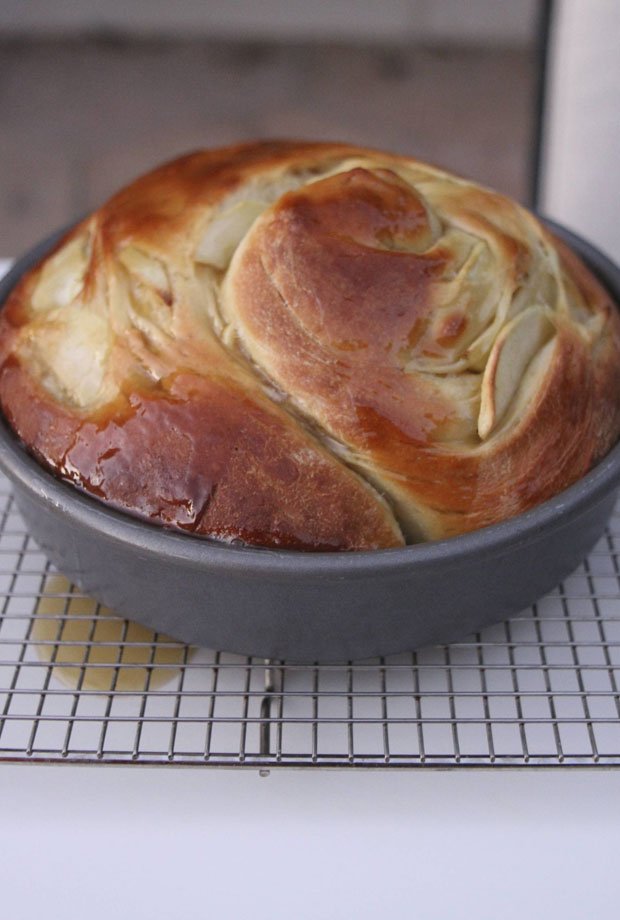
[33,575,191,690]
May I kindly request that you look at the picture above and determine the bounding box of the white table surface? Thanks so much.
[1,764,620,920]
[1,255,620,919]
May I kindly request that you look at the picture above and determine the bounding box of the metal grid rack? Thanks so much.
[1,470,620,769]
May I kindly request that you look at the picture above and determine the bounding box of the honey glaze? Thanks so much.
[33,574,191,690]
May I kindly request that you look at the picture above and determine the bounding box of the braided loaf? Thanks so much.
[2,141,619,550]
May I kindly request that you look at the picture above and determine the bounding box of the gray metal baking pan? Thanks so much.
[1,220,619,662]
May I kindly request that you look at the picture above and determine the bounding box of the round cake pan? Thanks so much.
[1,220,620,662]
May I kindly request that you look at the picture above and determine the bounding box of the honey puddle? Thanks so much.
[33,575,191,690]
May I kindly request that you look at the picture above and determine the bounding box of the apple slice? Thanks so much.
[195,200,267,269]
[21,309,115,408]
[478,306,554,439]
[31,234,90,313]
[118,246,170,300]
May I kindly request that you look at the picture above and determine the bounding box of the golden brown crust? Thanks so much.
[0,357,403,551]
[1,140,619,549]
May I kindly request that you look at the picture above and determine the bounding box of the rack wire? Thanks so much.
[1,470,620,769]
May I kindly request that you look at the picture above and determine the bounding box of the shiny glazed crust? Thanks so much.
[1,140,620,550]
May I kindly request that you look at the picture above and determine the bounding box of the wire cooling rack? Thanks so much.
[1,469,620,770]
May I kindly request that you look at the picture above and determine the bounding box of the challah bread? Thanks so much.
[1,140,619,550]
